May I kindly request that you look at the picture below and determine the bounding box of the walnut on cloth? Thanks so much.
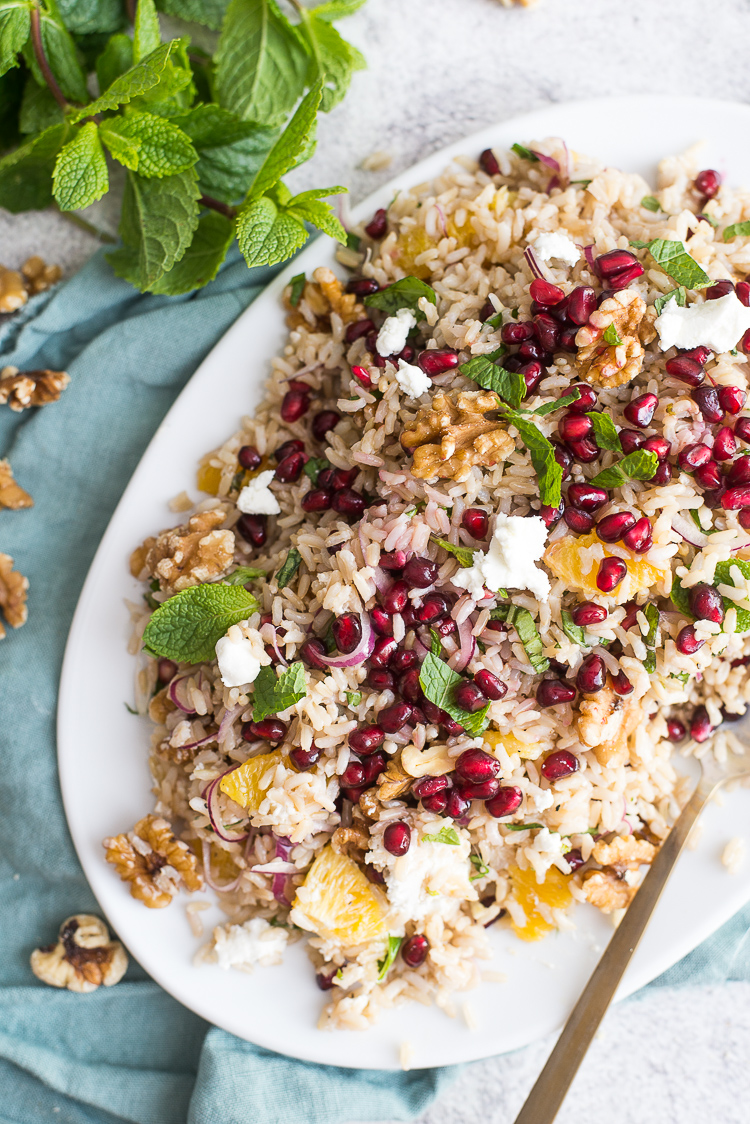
[21,255,62,295]
[0,257,62,314]
[30,915,127,993]
[401,389,515,480]
[0,366,70,411]
[130,508,235,593]
[0,553,28,639]
[0,458,33,510]
[103,814,202,908]
[574,289,646,388]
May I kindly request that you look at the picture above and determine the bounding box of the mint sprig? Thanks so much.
[433,537,475,568]
[418,652,490,737]
[645,238,711,290]
[590,449,658,489]
[490,604,549,673]
[252,661,306,721]
[364,275,437,318]
[142,583,260,664]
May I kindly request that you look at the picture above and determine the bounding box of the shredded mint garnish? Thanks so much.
[641,195,661,212]
[485,311,504,328]
[429,628,443,657]
[654,286,687,316]
[422,826,461,845]
[561,609,585,646]
[689,509,718,534]
[419,652,490,736]
[275,548,302,589]
[458,355,521,406]
[433,537,476,568]
[490,604,549,673]
[671,559,750,633]
[643,603,660,674]
[723,221,750,242]
[670,671,690,684]
[469,854,490,881]
[603,323,622,346]
[346,231,361,251]
[223,566,266,586]
[504,822,543,831]
[252,661,306,721]
[377,936,403,980]
[646,239,711,290]
[124,702,139,715]
[345,690,362,707]
[363,275,436,318]
[303,457,329,484]
[142,583,259,664]
[590,449,659,489]
[289,272,306,305]
[587,412,623,452]
[531,389,582,417]
[511,143,539,162]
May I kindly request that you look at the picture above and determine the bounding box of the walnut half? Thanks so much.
[402,389,514,481]
[30,915,128,993]
[103,814,202,909]
[0,458,33,510]
[0,552,28,639]
[575,289,646,388]
[132,508,235,593]
[0,366,70,411]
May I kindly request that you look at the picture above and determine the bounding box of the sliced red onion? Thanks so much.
[546,175,560,194]
[271,833,294,905]
[201,838,244,894]
[206,766,250,843]
[181,729,219,752]
[524,246,544,280]
[317,612,375,668]
[453,616,476,672]
[561,140,572,183]
[371,566,391,594]
[248,859,298,874]
[435,203,448,237]
[530,149,561,173]
[217,702,243,746]
[274,835,293,861]
[168,674,196,714]
[732,539,750,553]
[583,244,596,271]
[671,513,708,550]
[412,635,430,661]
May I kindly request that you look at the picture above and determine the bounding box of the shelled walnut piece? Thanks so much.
[575,289,646,388]
[0,459,32,509]
[0,256,62,313]
[0,366,70,411]
[30,915,127,993]
[283,266,362,330]
[0,553,28,639]
[131,508,235,593]
[103,814,202,908]
[401,389,514,480]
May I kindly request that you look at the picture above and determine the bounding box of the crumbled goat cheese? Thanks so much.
[453,513,550,601]
[376,307,417,356]
[721,837,746,875]
[532,231,581,268]
[655,291,750,354]
[237,469,280,516]
[213,917,288,971]
[371,820,475,927]
[532,788,555,813]
[215,627,264,687]
[394,359,431,399]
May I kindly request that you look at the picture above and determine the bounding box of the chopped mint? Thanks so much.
[377,935,403,980]
[433,537,476,568]
[643,603,660,674]
[124,702,139,715]
[459,355,524,408]
[646,239,711,290]
[429,628,443,657]
[364,275,437,318]
[511,143,539,162]
[590,449,659,489]
[561,609,585,646]
[275,548,302,589]
[223,566,266,586]
[303,457,329,485]
[490,604,549,673]
[422,826,461,845]
[142,583,259,664]
[419,652,490,736]
[723,221,750,242]
[671,558,750,633]
[603,323,622,346]
[654,286,687,316]
[587,412,623,452]
[641,195,661,213]
[469,854,490,881]
[504,822,543,831]
[670,671,690,684]
[346,231,361,251]
[289,272,306,306]
[531,389,582,417]
[345,690,362,707]
[252,661,306,722]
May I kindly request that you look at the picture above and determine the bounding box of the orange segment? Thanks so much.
[219,753,281,813]
[395,227,434,279]
[197,463,222,495]
[484,730,541,760]
[291,845,386,946]
[544,531,667,605]
[509,864,573,942]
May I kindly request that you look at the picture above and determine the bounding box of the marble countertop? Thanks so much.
[4,0,750,1120]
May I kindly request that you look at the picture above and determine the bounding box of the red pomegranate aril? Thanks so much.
[351,365,373,389]
[485,786,523,818]
[454,682,488,713]
[383,821,411,856]
[559,412,593,443]
[444,790,472,820]
[398,667,422,703]
[370,608,394,637]
[521,360,543,395]
[346,277,380,296]
[567,286,597,325]
[719,386,747,415]
[572,602,607,627]
[567,437,599,463]
[741,329,750,356]
[403,556,438,588]
[361,752,387,785]
[559,327,578,352]
[664,355,705,387]
[420,791,448,814]
[379,702,413,733]
[401,933,429,968]
[541,749,579,780]
[676,625,704,654]
[158,658,178,683]
[236,513,267,547]
[276,451,305,483]
[302,488,333,512]
[332,612,362,654]
[312,410,340,442]
[529,278,565,306]
[564,506,594,534]
[611,668,634,695]
[567,483,608,512]
[567,383,597,413]
[290,744,322,770]
[624,393,658,429]
[388,652,415,677]
[736,417,750,444]
[461,508,489,540]
[455,748,500,785]
[689,583,725,623]
[365,208,387,239]
[382,579,409,615]
[401,604,418,628]
[367,668,394,692]
[576,653,606,693]
[421,701,447,725]
[619,429,645,454]
[736,281,750,308]
[245,718,287,742]
[594,249,639,279]
[678,443,712,471]
[316,970,336,990]
[441,715,464,735]
[518,339,552,365]
[642,435,671,462]
[380,550,407,572]
[238,445,261,470]
[370,636,399,668]
[480,300,496,322]
[666,718,687,743]
[706,279,735,300]
[727,456,750,487]
[596,511,636,543]
[552,442,573,479]
[596,557,627,593]
[397,344,415,364]
[565,849,585,871]
[413,775,450,799]
[457,778,500,800]
[341,760,367,788]
[610,263,645,289]
[650,462,671,487]
[349,726,385,755]
[501,321,535,345]
[536,678,576,707]
[300,637,327,669]
[622,516,653,553]
[695,168,722,198]
[740,510,750,530]
[417,348,459,376]
[722,486,750,510]
[540,501,564,528]
[332,488,366,519]
[345,318,375,344]
[280,385,311,424]
[690,705,713,743]
[713,426,737,461]
[479,147,500,176]
[694,461,722,490]
[418,594,449,624]
[329,467,358,491]
[533,313,562,352]
[474,669,506,700]
[692,386,723,423]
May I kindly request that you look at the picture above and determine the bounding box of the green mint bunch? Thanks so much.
[0,0,366,294]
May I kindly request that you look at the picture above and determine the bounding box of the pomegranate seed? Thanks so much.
[611,668,634,695]
[401,604,418,628]
[650,462,671,488]
[238,445,261,470]
[351,365,373,389]
[665,355,705,387]
[622,517,652,553]
[479,299,495,321]
[642,435,671,461]
[596,557,627,593]
[610,263,645,289]
[624,393,658,429]
[421,701,445,727]
[378,702,413,733]
[521,360,543,395]
[474,669,506,700]
[567,437,599,462]
[300,637,327,668]
[485,786,523,818]
[536,678,576,707]
[382,579,409,614]
[621,601,639,630]
[689,583,725,623]
[365,208,387,239]
[456,778,500,800]
[462,508,489,538]
[383,821,411,856]
[713,426,737,461]
[418,594,449,624]
[518,339,551,364]
[576,653,606,693]
[370,636,399,668]
[737,281,750,307]
[454,682,488,713]
[540,501,564,528]
[690,705,713,743]
[719,386,747,415]
[572,602,607,626]
[559,413,593,443]
[332,488,366,519]
[398,667,422,702]
[564,507,594,534]
[567,383,597,413]
[501,321,535,345]
[280,385,311,423]
[349,726,385,755]
[567,286,597,325]
[346,277,380,296]
[676,625,704,654]
[552,442,573,479]
[565,848,585,871]
[345,318,375,343]
[541,749,579,780]
[740,510,750,530]
[275,451,305,483]
[380,551,407,575]
[692,386,723,423]
[391,650,417,673]
[706,279,735,300]
[412,775,450,799]
[678,443,712,471]
[236,513,267,547]
[421,791,448,814]
[529,279,565,306]
[316,970,336,990]
[455,748,500,785]
[361,752,387,785]
[367,668,394,691]
[594,249,639,279]
[567,483,608,512]
[479,147,500,176]
[736,417,750,444]
[341,760,367,788]
[597,511,636,543]
[245,718,287,742]
[695,169,722,198]
[417,348,459,376]
[302,488,333,512]
[403,556,438,588]
[275,440,306,464]
[445,790,472,820]
[666,718,687,743]
[559,327,578,352]
[727,456,750,487]
[401,933,429,967]
[370,608,394,636]
[619,429,645,454]
[741,329,750,356]
[695,461,722,490]
[722,486,750,509]
[290,744,322,770]
[312,410,340,442]
[332,612,362,654]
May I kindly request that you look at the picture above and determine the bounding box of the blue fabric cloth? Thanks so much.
[1,245,749,1124]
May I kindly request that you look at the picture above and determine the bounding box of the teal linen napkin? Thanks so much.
[2,246,750,1124]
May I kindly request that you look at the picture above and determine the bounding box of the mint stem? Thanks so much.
[30,7,69,112]
[57,207,117,244]
[200,194,237,220]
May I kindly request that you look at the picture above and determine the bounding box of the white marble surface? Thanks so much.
[4,0,750,1119]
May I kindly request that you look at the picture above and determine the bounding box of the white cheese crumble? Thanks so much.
[721,837,746,875]
[215,625,264,687]
[655,291,750,354]
[394,359,431,399]
[372,820,475,927]
[452,513,550,601]
[376,307,417,356]
[237,469,280,516]
[532,231,581,268]
[213,917,288,971]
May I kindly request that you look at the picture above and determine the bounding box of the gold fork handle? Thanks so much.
[512,779,713,1124]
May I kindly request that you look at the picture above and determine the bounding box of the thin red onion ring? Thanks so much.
[317,612,375,668]
[452,616,476,672]
[201,838,244,893]
[168,674,196,714]
[523,246,544,280]
[530,149,561,173]
[206,764,249,843]
[583,244,596,271]
[671,513,708,550]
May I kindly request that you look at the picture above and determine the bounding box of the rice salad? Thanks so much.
[105,138,750,1030]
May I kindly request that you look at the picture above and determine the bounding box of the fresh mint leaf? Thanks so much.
[641,195,661,212]
[222,565,266,585]
[429,627,442,657]
[214,0,309,125]
[459,355,523,408]
[346,230,360,250]
[0,2,31,79]
[56,0,124,35]
[723,221,750,242]
[302,456,329,483]
[101,111,198,177]
[287,187,347,243]
[587,412,622,452]
[643,602,660,674]
[571,179,591,187]
[289,272,306,305]
[629,240,649,248]
[377,935,402,980]
[646,238,711,290]
[23,7,86,103]
[490,604,549,673]
[71,41,177,121]
[134,0,160,62]
[504,822,543,831]
[142,583,260,663]
[433,537,475,568]
[132,38,194,115]
[252,661,306,721]
[419,652,490,737]
[157,0,230,28]
[654,286,687,316]
[236,192,309,267]
[94,33,133,92]
[689,508,718,534]
[485,311,503,328]
[52,121,109,211]
[0,65,23,151]
[364,275,437,318]
[0,120,68,211]
[421,826,461,845]
[590,449,659,489]
[195,125,278,204]
[670,671,690,684]
[469,854,489,879]
[313,0,367,17]
[560,609,585,646]
[530,389,582,417]
[275,547,302,589]
[246,79,323,199]
[19,77,62,134]
[511,143,538,162]
[506,411,562,507]
[671,559,750,633]
[297,5,365,113]
[345,690,361,707]
[149,211,234,295]
[602,323,622,346]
